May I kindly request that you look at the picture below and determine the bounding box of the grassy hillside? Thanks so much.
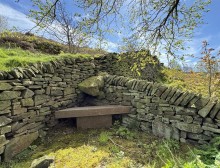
[163,68,220,99]
[0,32,107,71]
[0,32,107,55]
[0,47,91,71]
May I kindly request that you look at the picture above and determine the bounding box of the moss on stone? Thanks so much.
[78,75,105,96]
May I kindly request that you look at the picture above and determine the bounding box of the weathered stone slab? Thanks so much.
[187,133,211,141]
[0,91,20,100]
[187,94,201,108]
[152,119,179,140]
[140,122,152,132]
[202,126,220,133]
[198,101,215,118]
[0,146,5,155]
[174,92,188,106]
[175,122,203,133]
[64,87,75,95]
[0,116,12,127]
[4,131,39,161]
[194,97,209,110]
[21,98,34,107]
[155,85,167,97]
[34,89,45,95]
[210,103,220,119]
[0,126,11,134]
[180,93,194,107]
[34,95,49,106]
[50,87,63,96]
[16,122,42,134]
[165,88,176,102]
[161,87,172,100]
[0,101,11,111]
[12,107,27,115]
[78,75,104,96]
[55,105,131,118]
[0,83,12,91]
[21,89,34,99]
[169,90,182,104]
[52,76,62,82]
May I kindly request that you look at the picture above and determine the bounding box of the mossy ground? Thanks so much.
[0,120,198,168]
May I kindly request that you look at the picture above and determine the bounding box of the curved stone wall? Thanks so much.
[0,57,96,161]
[0,54,218,161]
[91,75,220,145]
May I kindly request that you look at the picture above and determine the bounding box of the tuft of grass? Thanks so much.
[98,132,110,145]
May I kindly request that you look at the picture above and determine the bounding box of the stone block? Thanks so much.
[0,116,12,127]
[0,101,11,111]
[0,135,9,147]
[34,95,49,106]
[198,101,215,118]
[140,122,152,132]
[155,85,167,97]
[4,131,39,161]
[0,91,20,101]
[174,92,188,106]
[0,146,5,155]
[55,105,131,118]
[0,126,11,134]
[169,90,182,104]
[161,87,172,100]
[34,89,45,95]
[182,116,193,124]
[21,89,35,98]
[165,88,177,102]
[50,87,63,96]
[64,87,75,95]
[194,97,209,110]
[210,103,220,119]
[78,75,104,96]
[29,85,42,89]
[77,115,112,129]
[180,93,194,107]
[12,107,27,115]
[175,122,203,133]
[187,133,211,141]
[202,126,220,134]
[52,76,62,82]
[21,98,34,107]
[0,83,12,91]
[152,119,179,140]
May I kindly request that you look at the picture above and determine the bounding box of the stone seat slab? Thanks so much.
[55,105,131,118]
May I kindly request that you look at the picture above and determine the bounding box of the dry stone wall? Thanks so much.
[91,75,220,145]
[0,57,96,161]
[0,53,217,161]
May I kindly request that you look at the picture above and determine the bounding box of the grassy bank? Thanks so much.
[0,47,92,71]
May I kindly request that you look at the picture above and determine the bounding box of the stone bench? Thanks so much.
[55,105,131,129]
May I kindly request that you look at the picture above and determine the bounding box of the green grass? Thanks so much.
[0,121,203,168]
[0,47,92,71]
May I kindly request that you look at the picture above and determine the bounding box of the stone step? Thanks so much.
[55,105,131,118]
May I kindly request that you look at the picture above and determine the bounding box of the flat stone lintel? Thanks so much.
[77,115,112,129]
